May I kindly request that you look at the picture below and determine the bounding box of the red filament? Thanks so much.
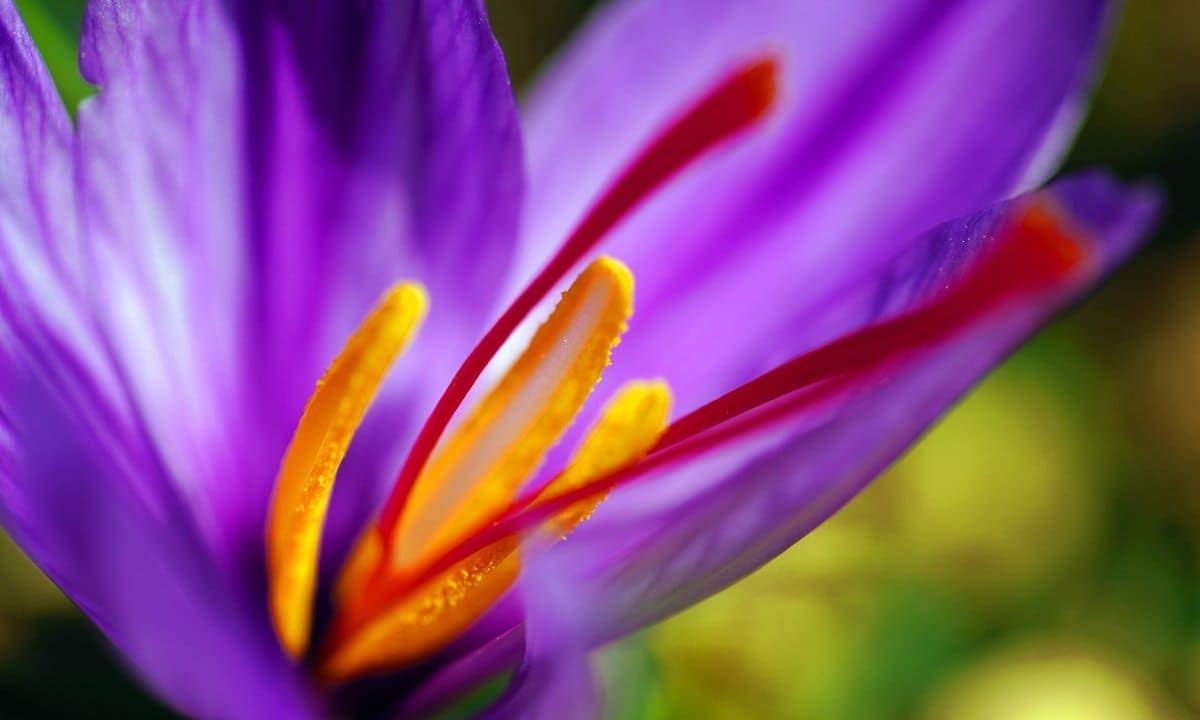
[656,202,1088,448]
[402,201,1093,583]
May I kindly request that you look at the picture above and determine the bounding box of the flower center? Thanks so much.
[264,56,781,681]
[263,46,1089,684]
[318,258,670,681]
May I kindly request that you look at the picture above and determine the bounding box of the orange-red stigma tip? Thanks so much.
[740,56,781,118]
[1015,201,1091,277]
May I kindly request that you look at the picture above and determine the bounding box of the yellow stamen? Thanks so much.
[390,257,634,572]
[318,379,670,681]
[541,380,672,533]
[333,528,383,608]
[266,283,427,658]
[319,538,520,683]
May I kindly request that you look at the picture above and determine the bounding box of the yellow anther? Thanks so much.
[318,538,519,683]
[390,257,634,572]
[318,379,670,681]
[266,283,427,658]
[541,379,672,534]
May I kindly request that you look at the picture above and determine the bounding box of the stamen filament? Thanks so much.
[266,283,427,658]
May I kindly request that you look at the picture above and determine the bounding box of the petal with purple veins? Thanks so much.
[0,360,318,718]
[74,0,525,579]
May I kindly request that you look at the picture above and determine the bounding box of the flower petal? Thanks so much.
[0,360,318,718]
[509,173,1159,656]
[0,5,317,716]
[0,0,88,378]
[478,549,601,720]
[401,627,526,718]
[74,0,524,576]
[0,0,521,715]
[519,0,1115,416]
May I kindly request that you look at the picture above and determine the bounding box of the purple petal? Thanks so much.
[518,0,1115,421]
[74,0,523,578]
[75,0,265,579]
[0,0,521,716]
[0,4,315,715]
[511,173,1158,655]
[478,547,602,720]
[0,361,318,718]
[400,627,525,718]
[0,0,84,354]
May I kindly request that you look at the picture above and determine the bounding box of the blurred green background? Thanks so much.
[4,1,1200,718]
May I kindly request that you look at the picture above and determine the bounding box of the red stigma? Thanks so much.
[658,200,1091,448]
[375,57,781,539]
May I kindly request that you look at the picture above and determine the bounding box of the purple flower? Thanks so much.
[0,0,1159,718]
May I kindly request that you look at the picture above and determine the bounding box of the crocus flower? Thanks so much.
[0,0,1159,717]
